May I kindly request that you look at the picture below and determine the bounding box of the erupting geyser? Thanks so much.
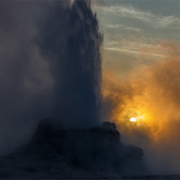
[36,0,103,127]
[0,0,148,178]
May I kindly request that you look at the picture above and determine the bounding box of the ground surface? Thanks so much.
[0,121,178,179]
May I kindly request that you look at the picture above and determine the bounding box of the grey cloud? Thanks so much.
[99,5,180,29]
[105,24,142,32]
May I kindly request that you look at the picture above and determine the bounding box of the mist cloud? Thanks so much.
[0,1,54,155]
[102,41,180,174]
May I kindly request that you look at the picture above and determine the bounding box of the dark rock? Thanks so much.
[1,120,146,176]
[101,121,116,130]
[14,120,145,174]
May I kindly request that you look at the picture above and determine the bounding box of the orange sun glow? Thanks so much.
[130,117,137,122]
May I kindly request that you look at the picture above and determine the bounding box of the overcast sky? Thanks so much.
[92,0,180,78]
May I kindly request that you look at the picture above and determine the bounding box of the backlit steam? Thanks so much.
[102,41,180,174]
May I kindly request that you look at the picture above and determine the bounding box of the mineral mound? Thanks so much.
[0,120,146,178]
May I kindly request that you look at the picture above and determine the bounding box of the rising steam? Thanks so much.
[0,0,102,155]
[102,41,180,174]
[36,0,103,127]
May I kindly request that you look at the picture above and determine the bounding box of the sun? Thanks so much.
[130,117,137,122]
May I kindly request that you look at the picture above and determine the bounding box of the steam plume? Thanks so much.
[0,0,102,155]
[36,0,103,127]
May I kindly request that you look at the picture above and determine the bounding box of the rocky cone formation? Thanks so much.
[0,120,146,178]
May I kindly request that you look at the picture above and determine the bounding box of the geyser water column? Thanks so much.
[36,0,103,127]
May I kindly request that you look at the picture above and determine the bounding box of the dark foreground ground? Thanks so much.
[0,175,180,180]
[0,120,179,179]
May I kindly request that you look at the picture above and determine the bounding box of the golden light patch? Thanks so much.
[130,117,137,122]
[102,41,180,172]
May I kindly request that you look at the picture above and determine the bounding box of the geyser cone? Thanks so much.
[37,0,103,127]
